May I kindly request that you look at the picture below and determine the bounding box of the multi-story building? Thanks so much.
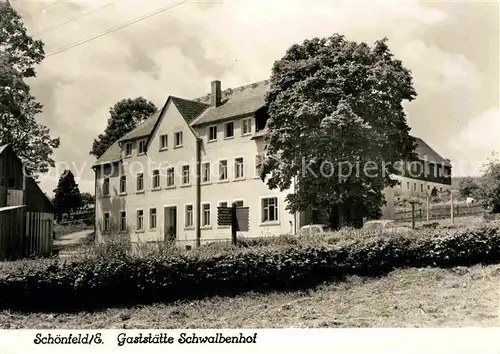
[92,80,452,246]
[391,137,452,199]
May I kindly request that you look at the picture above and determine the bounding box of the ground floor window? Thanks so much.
[261,197,278,222]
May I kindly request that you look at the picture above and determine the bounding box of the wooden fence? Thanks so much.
[0,205,54,261]
[394,204,484,223]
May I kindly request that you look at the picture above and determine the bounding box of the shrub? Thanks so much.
[0,222,500,312]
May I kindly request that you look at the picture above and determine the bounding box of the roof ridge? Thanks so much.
[193,79,270,102]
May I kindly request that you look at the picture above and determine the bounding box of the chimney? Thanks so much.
[211,80,221,107]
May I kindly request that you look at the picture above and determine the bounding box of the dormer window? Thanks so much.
[138,139,147,154]
[125,143,132,157]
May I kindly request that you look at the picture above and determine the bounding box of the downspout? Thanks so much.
[195,137,202,248]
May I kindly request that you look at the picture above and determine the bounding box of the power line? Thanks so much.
[31,0,65,15]
[45,0,188,58]
[32,1,116,36]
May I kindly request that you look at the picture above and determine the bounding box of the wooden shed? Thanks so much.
[0,144,55,261]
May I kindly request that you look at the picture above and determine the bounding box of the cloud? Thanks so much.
[446,107,500,176]
[9,0,498,195]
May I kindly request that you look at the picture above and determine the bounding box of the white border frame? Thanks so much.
[217,158,230,183]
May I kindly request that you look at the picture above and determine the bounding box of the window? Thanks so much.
[103,212,110,233]
[159,134,168,150]
[208,126,217,141]
[202,203,211,226]
[406,181,410,190]
[234,200,244,207]
[224,122,234,138]
[174,132,183,147]
[428,185,430,190]
[136,173,144,192]
[138,139,147,154]
[182,165,190,185]
[150,208,157,229]
[137,210,144,231]
[119,211,126,232]
[152,169,160,189]
[102,178,110,196]
[202,162,211,183]
[166,167,175,187]
[242,118,252,135]
[262,197,278,222]
[234,157,244,179]
[219,201,228,208]
[185,205,194,227]
[219,160,228,181]
[420,184,424,193]
[119,175,126,194]
[125,143,132,157]
[413,183,416,191]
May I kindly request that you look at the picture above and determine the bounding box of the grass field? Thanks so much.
[1,264,498,329]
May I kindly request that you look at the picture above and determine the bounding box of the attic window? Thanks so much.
[138,140,147,154]
[174,132,183,148]
[125,143,132,157]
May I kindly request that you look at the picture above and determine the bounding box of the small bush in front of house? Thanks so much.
[0,222,500,312]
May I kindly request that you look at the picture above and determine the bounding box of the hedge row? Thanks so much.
[1,222,500,312]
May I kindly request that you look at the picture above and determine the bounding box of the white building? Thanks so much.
[92,80,452,247]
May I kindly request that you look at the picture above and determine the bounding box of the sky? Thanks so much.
[8,0,500,196]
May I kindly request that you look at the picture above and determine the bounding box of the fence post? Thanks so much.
[426,197,430,222]
[450,193,454,225]
[411,202,415,229]
[231,202,237,246]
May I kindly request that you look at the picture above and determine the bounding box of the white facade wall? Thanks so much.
[95,102,296,247]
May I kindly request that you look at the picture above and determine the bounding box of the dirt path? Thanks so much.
[53,229,93,249]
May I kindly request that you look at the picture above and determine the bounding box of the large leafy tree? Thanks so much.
[90,97,157,158]
[476,154,500,213]
[53,170,82,220]
[261,34,417,228]
[0,2,60,179]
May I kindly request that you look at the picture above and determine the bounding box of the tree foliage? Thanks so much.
[261,34,417,227]
[458,176,480,199]
[80,192,95,207]
[0,2,60,179]
[90,97,157,158]
[53,170,82,219]
[476,154,500,213]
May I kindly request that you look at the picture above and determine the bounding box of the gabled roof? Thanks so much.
[91,79,451,170]
[191,80,269,126]
[171,96,209,124]
[92,140,121,167]
[117,110,162,144]
[413,137,450,166]
[92,96,210,167]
